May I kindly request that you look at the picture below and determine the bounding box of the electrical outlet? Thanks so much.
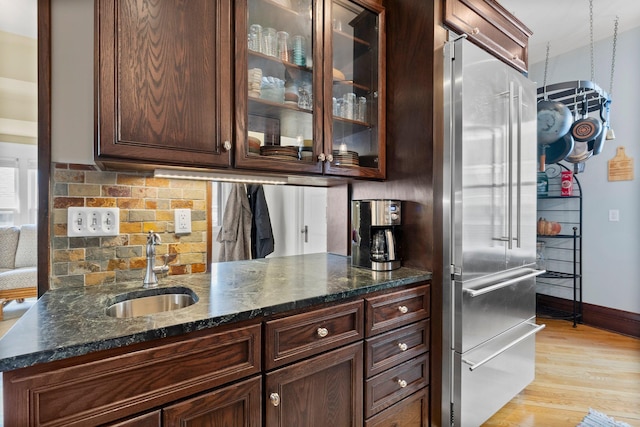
[68,207,120,237]
[609,209,620,222]
[175,209,192,234]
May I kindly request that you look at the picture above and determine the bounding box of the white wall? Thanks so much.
[529,26,640,314]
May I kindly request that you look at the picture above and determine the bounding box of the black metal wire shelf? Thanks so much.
[537,234,581,239]
[536,163,582,327]
[540,271,581,280]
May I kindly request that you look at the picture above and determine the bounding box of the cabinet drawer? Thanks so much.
[365,353,430,418]
[365,387,429,427]
[365,285,430,337]
[265,300,364,370]
[365,319,430,378]
[3,324,261,427]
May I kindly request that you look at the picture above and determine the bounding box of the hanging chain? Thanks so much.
[609,16,619,95]
[589,0,595,82]
[543,42,550,99]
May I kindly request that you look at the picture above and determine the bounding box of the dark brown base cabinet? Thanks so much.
[107,377,262,427]
[265,343,364,426]
[2,283,430,426]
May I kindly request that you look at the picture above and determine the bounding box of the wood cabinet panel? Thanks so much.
[265,300,364,369]
[365,285,430,337]
[364,353,430,418]
[96,0,232,168]
[3,324,260,426]
[365,319,430,378]
[163,376,262,427]
[105,410,161,427]
[443,0,532,72]
[265,342,364,427]
[364,388,429,427]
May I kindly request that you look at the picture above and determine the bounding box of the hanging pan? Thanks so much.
[537,97,572,145]
[588,98,608,155]
[570,95,602,142]
[564,140,593,164]
[541,132,574,164]
[537,42,573,167]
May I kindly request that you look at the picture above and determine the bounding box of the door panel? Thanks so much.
[452,40,510,280]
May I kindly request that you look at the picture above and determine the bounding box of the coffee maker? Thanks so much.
[351,200,401,271]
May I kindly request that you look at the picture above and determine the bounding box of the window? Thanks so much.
[0,157,19,226]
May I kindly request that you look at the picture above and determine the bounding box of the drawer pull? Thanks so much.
[222,140,232,151]
[398,305,409,314]
[317,327,329,338]
[398,342,408,352]
[270,392,280,407]
[397,379,408,388]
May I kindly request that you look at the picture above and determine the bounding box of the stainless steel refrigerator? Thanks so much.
[441,37,546,427]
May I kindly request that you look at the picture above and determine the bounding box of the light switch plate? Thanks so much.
[68,207,120,237]
[175,209,192,234]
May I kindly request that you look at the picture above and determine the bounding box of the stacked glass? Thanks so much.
[293,35,306,66]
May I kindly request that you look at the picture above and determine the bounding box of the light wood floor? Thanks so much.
[483,318,640,427]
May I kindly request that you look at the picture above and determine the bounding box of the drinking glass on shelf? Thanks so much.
[357,97,367,122]
[292,35,306,66]
[248,24,262,52]
[262,27,277,57]
[277,31,290,62]
[343,93,356,120]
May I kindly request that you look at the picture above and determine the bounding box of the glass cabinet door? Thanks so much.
[235,0,323,174]
[325,0,384,178]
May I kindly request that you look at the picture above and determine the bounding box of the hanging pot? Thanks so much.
[537,99,573,145]
[570,96,602,142]
[541,132,574,164]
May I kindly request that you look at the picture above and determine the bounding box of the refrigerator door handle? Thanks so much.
[462,269,545,298]
[507,81,514,250]
[462,323,546,371]
[516,83,523,248]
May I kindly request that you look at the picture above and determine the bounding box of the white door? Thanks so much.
[301,186,327,254]
[261,185,327,257]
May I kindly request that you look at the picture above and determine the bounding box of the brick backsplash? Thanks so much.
[51,163,208,289]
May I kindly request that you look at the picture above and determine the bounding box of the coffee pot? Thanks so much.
[351,200,401,271]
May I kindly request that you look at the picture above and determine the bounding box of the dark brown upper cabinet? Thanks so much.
[443,0,532,73]
[234,0,386,179]
[95,0,233,169]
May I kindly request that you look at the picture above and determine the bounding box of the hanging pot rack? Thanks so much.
[537,80,611,115]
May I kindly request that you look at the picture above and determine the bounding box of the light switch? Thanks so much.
[68,207,120,237]
[175,209,192,234]
[608,209,620,222]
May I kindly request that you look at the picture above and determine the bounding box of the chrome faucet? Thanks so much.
[143,231,167,288]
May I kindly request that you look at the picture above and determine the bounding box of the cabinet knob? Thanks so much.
[270,392,280,407]
[318,153,326,162]
[397,379,408,388]
[471,27,480,35]
[398,305,409,314]
[326,154,334,163]
[317,327,329,338]
[223,140,232,151]
[398,342,408,352]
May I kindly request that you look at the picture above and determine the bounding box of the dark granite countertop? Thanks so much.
[0,253,431,372]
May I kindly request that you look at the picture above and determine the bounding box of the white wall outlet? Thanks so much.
[175,208,192,234]
[608,209,620,222]
[68,207,120,237]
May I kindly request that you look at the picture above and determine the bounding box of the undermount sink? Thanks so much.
[106,287,198,318]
